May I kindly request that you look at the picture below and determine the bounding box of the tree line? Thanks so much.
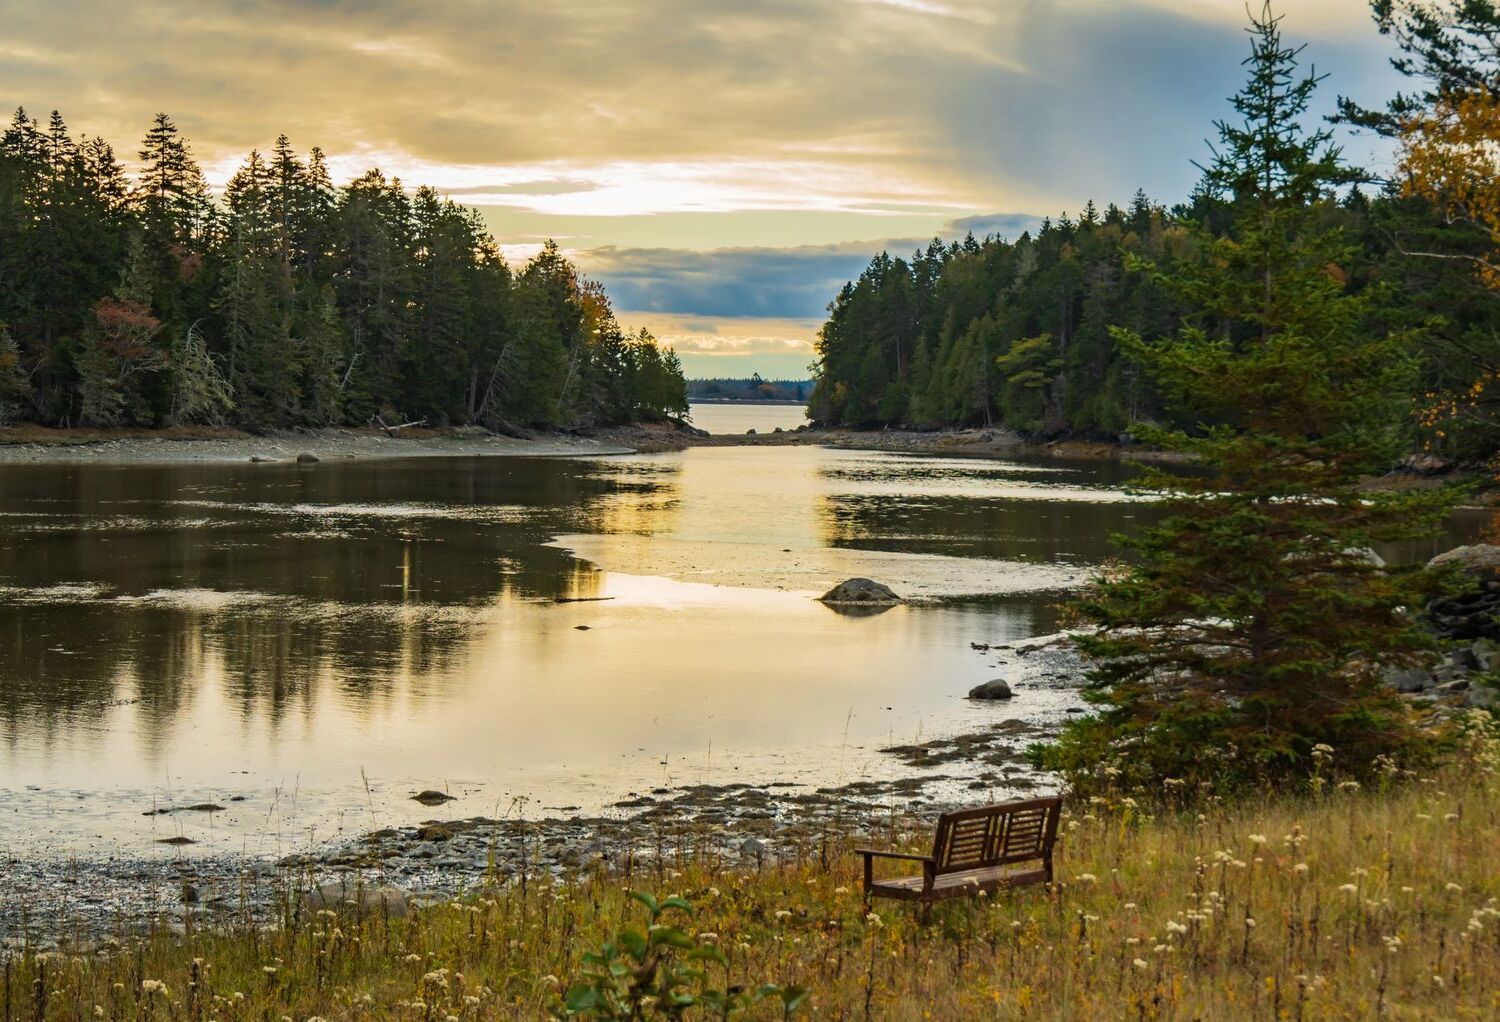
[686,375,809,403]
[0,113,687,430]
[809,7,1500,469]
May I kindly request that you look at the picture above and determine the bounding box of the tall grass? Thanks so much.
[4,714,1498,1021]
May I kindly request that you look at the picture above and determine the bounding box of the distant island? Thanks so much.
[687,374,810,404]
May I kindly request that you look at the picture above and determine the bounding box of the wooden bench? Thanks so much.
[857,796,1061,912]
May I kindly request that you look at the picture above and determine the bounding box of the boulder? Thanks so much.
[1382,666,1432,694]
[1468,682,1500,710]
[1429,544,1500,581]
[967,679,1014,700]
[1426,546,1500,640]
[1403,452,1452,475]
[1472,639,1500,672]
[818,578,902,606]
[295,452,320,464]
[303,880,409,918]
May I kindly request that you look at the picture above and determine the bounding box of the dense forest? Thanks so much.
[810,154,1500,468]
[0,112,687,431]
[686,375,809,402]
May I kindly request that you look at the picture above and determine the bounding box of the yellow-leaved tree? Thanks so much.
[1400,88,1500,459]
[1401,88,1500,287]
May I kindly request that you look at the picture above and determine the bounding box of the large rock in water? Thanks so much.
[819,578,902,605]
[966,678,1014,702]
[411,789,456,806]
[967,679,1014,700]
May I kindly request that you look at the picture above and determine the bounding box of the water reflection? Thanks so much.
[0,443,1483,855]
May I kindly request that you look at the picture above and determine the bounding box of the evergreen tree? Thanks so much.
[218,149,298,421]
[0,325,29,424]
[0,110,688,431]
[136,113,212,255]
[334,170,415,420]
[1038,4,1459,794]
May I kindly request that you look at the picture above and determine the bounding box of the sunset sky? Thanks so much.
[3,0,1406,377]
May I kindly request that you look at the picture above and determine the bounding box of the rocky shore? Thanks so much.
[0,423,656,465]
[0,420,1134,466]
[1,633,1083,947]
[0,770,1043,950]
[1,420,1474,476]
[1383,544,1500,712]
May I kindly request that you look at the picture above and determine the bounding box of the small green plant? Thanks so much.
[556,891,807,1020]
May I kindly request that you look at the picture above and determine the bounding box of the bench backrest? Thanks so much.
[929,795,1061,875]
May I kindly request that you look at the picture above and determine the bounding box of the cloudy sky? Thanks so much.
[4,0,1406,377]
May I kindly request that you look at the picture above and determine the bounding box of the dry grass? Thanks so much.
[5,715,1499,1021]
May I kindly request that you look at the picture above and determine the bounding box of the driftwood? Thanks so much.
[373,415,427,437]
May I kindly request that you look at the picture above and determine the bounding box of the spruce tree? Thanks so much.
[218,149,298,420]
[1038,4,1460,795]
[136,114,211,250]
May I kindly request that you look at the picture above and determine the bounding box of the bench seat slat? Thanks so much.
[870,864,1049,901]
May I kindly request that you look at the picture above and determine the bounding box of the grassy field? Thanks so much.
[4,714,1498,1021]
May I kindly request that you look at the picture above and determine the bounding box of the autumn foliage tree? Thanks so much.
[1398,88,1500,458]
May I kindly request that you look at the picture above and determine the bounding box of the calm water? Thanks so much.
[0,415,1477,860]
[688,402,808,435]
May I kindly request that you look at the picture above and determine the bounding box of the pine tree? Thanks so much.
[1338,0,1500,133]
[136,114,211,251]
[1129,188,1154,230]
[299,285,348,425]
[334,170,416,420]
[218,149,298,421]
[1038,3,1461,795]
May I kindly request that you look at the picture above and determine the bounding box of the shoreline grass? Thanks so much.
[4,716,1498,1021]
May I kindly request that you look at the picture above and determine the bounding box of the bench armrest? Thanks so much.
[859,849,937,897]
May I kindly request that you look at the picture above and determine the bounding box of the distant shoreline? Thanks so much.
[688,398,808,406]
